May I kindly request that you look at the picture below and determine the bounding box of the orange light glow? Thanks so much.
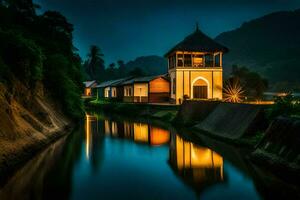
[133,123,149,142]
[85,114,96,160]
[223,80,244,103]
[111,121,118,136]
[104,120,111,135]
[174,135,223,179]
[150,127,170,146]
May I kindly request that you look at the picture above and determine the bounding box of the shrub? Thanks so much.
[44,54,84,119]
[0,30,44,86]
[268,93,300,119]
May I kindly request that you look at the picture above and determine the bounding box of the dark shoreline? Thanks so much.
[0,124,74,187]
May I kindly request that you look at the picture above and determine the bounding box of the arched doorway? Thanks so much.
[192,78,208,99]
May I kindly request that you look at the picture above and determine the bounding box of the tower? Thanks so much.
[165,25,228,104]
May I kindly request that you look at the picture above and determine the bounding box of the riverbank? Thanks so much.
[174,100,270,146]
[87,98,179,123]
[86,99,300,183]
[0,81,74,185]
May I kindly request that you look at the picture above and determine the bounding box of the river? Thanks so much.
[0,112,299,200]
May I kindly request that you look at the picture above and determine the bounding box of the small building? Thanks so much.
[109,77,133,101]
[96,77,130,99]
[121,75,170,103]
[165,25,228,104]
[83,80,97,96]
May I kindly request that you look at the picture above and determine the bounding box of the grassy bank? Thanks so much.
[87,98,179,123]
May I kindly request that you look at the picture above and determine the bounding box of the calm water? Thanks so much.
[0,112,298,200]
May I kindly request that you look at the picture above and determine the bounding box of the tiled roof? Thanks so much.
[165,28,228,56]
[83,80,97,88]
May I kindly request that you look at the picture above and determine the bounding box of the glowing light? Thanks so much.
[133,123,149,142]
[85,114,94,160]
[173,135,224,180]
[223,80,245,103]
[150,127,170,146]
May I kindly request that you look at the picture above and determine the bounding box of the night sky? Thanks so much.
[34,0,300,65]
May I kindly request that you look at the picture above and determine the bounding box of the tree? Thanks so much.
[109,62,116,69]
[3,0,37,23]
[0,30,44,87]
[37,11,74,54]
[230,65,268,100]
[40,11,73,37]
[117,60,126,77]
[44,54,83,119]
[0,2,84,119]
[104,62,117,80]
[268,93,300,119]
[117,60,125,69]
[86,45,105,80]
[128,67,145,77]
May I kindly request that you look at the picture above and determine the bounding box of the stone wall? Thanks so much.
[175,100,268,139]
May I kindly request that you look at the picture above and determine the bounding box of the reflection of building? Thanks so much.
[103,119,170,146]
[85,114,97,159]
[150,126,170,146]
[111,121,118,136]
[134,123,149,142]
[169,134,224,193]
[85,113,105,171]
[104,120,111,135]
[124,121,134,138]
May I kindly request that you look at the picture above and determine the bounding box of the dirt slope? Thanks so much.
[0,80,71,180]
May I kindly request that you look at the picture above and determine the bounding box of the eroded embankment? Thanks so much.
[251,116,300,181]
[0,81,72,183]
[175,100,269,141]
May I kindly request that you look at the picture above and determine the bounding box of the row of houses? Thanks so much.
[84,25,229,104]
[83,75,171,103]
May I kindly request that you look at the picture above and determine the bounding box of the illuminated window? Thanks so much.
[193,55,204,67]
[104,88,110,97]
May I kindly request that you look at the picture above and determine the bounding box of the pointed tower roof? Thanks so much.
[165,24,228,56]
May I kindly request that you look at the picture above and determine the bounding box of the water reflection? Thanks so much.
[169,134,224,193]
[99,117,170,146]
[0,127,84,200]
[86,114,224,194]
[2,112,297,200]
[85,114,105,171]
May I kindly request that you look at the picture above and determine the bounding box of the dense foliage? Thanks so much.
[216,9,300,91]
[0,0,84,119]
[268,93,300,119]
[227,65,268,100]
[83,48,167,82]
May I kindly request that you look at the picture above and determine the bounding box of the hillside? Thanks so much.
[0,0,83,177]
[125,55,168,76]
[215,9,300,91]
[0,80,71,181]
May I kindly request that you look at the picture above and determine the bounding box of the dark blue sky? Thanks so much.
[34,0,300,65]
